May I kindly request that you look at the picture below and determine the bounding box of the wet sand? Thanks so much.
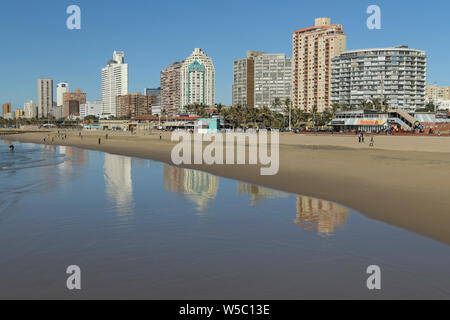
[4,131,450,245]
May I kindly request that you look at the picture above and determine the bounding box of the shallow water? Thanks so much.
[0,141,449,299]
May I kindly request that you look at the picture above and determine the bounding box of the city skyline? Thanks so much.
[1,0,449,111]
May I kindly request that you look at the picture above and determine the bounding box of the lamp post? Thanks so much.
[289,101,292,131]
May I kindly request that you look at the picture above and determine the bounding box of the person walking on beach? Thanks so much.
[370,137,374,147]
[98,137,101,145]
[160,133,162,140]
[105,134,108,140]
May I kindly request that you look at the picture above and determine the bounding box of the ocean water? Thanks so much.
[0,140,449,299]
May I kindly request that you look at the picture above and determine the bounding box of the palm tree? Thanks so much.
[259,106,273,128]
[371,98,382,111]
[215,103,224,115]
[272,98,282,112]
[360,99,372,110]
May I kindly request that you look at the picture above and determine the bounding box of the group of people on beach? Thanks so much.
[358,132,375,147]
[40,131,110,146]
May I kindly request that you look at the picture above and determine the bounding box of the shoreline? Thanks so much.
[3,131,450,246]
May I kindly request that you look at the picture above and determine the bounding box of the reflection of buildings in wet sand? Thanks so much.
[133,158,151,168]
[41,144,56,153]
[295,196,348,236]
[57,146,88,185]
[163,165,218,212]
[59,146,88,168]
[237,182,289,206]
[104,153,134,215]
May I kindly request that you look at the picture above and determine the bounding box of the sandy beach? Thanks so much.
[3,130,450,245]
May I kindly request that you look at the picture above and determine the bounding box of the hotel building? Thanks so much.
[102,51,128,117]
[160,62,182,116]
[180,48,215,108]
[292,18,346,112]
[56,82,69,107]
[38,78,53,118]
[331,46,427,111]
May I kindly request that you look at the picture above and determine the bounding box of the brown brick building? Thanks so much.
[63,89,86,118]
[116,93,153,118]
[2,102,11,116]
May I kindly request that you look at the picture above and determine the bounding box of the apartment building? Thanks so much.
[253,53,292,110]
[292,18,346,112]
[116,93,153,118]
[160,61,182,116]
[38,78,53,118]
[180,48,215,108]
[331,46,427,111]
[232,51,265,108]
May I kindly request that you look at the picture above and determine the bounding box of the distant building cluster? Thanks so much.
[4,16,449,122]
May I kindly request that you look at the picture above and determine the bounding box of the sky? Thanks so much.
[0,0,449,111]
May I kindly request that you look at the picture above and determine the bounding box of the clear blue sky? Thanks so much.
[0,0,449,110]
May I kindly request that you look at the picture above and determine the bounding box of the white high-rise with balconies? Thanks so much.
[101,51,128,117]
[180,48,215,108]
[331,46,427,111]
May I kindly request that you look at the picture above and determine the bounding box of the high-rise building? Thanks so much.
[2,102,11,116]
[63,89,87,118]
[102,51,128,117]
[254,53,292,109]
[292,18,346,112]
[38,78,53,118]
[180,48,215,108]
[56,82,69,107]
[23,101,37,118]
[160,61,182,116]
[232,51,266,108]
[116,93,153,118]
[331,46,427,111]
